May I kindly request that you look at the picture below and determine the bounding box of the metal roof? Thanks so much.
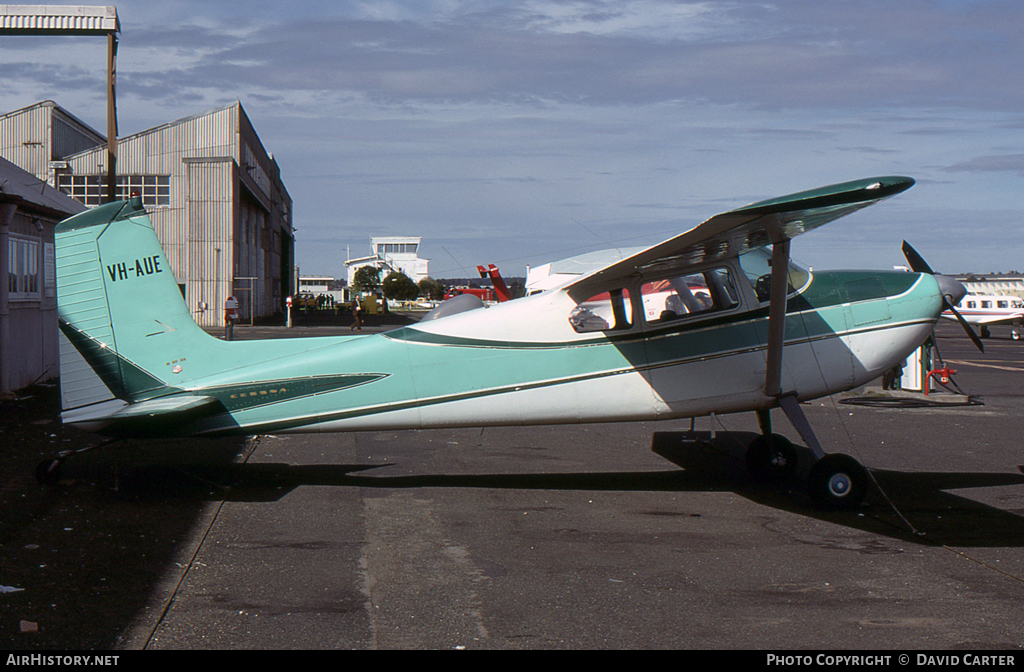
[0,155,87,217]
[0,5,119,35]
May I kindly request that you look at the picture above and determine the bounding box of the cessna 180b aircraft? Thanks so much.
[48,175,975,509]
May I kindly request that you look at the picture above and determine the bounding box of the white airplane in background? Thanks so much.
[942,293,1024,341]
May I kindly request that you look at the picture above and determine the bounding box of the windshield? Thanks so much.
[738,247,811,303]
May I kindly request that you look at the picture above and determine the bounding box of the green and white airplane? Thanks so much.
[49,175,971,508]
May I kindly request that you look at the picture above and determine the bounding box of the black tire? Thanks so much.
[807,454,867,510]
[36,459,62,485]
[746,434,799,482]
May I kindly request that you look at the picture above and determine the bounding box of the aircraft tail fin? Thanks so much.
[477,264,512,302]
[55,197,223,418]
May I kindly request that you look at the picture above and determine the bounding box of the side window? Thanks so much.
[997,300,1008,308]
[641,268,738,324]
[569,288,633,333]
[981,301,992,309]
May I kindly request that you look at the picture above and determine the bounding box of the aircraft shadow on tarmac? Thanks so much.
[75,430,1024,549]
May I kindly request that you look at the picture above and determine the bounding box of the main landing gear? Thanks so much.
[749,398,869,510]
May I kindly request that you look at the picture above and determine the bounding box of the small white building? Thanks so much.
[960,276,1024,299]
[298,276,335,294]
[345,236,429,287]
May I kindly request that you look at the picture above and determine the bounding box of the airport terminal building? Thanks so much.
[344,236,430,288]
[1,101,294,327]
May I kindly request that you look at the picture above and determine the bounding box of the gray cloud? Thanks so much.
[110,1,1024,113]
[942,154,1024,177]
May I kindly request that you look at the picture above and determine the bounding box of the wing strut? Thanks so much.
[763,238,790,399]
[761,235,827,461]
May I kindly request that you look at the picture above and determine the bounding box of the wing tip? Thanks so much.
[737,175,915,216]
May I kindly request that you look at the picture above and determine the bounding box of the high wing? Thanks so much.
[566,176,914,299]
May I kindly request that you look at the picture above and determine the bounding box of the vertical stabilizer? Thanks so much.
[55,197,221,413]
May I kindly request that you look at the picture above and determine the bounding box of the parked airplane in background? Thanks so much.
[942,293,1024,340]
[477,264,512,302]
[47,176,974,510]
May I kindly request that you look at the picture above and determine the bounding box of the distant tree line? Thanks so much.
[350,266,526,302]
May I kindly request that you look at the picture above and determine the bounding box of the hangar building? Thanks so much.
[0,101,294,327]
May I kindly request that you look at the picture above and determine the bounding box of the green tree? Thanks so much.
[353,265,381,292]
[382,271,420,301]
[417,277,445,301]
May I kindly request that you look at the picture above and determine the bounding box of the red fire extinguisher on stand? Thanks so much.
[224,296,239,341]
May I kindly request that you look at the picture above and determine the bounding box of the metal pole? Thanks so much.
[106,32,118,203]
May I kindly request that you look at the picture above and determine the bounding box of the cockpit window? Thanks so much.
[569,288,633,333]
[640,267,739,324]
[738,247,811,303]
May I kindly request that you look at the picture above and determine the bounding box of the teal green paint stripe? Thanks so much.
[224,316,935,436]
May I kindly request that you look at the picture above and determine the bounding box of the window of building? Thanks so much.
[8,236,40,300]
[57,174,170,207]
[376,243,418,255]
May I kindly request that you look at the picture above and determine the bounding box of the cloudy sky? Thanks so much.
[3,0,1023,278]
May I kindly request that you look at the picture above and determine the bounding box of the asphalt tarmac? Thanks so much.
[1,319,1022,650]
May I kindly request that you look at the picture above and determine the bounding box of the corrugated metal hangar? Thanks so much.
[0,100,294,329]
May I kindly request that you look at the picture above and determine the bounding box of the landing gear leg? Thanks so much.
[746,409,799,482]
[777,394,868,510]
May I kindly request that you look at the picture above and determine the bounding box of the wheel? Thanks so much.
[980,326,991,339]
[746,434,799,482]
[1012,330,1020,341]
[807,454,867,510]
[35,459,62,485]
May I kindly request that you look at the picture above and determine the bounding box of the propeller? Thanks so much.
[901,241,984,353]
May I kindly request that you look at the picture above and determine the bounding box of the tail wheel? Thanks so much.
[746,434,798,482]
[807,454,867,510]
[36,459,62,485]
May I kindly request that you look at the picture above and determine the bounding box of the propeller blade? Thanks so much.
[901,240,935,275]
[944,298,985,353]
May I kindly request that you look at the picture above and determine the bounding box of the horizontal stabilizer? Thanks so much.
[107,395,220,419]
[62,395,222,434]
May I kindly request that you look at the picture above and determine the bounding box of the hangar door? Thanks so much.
[186,157,234,328]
